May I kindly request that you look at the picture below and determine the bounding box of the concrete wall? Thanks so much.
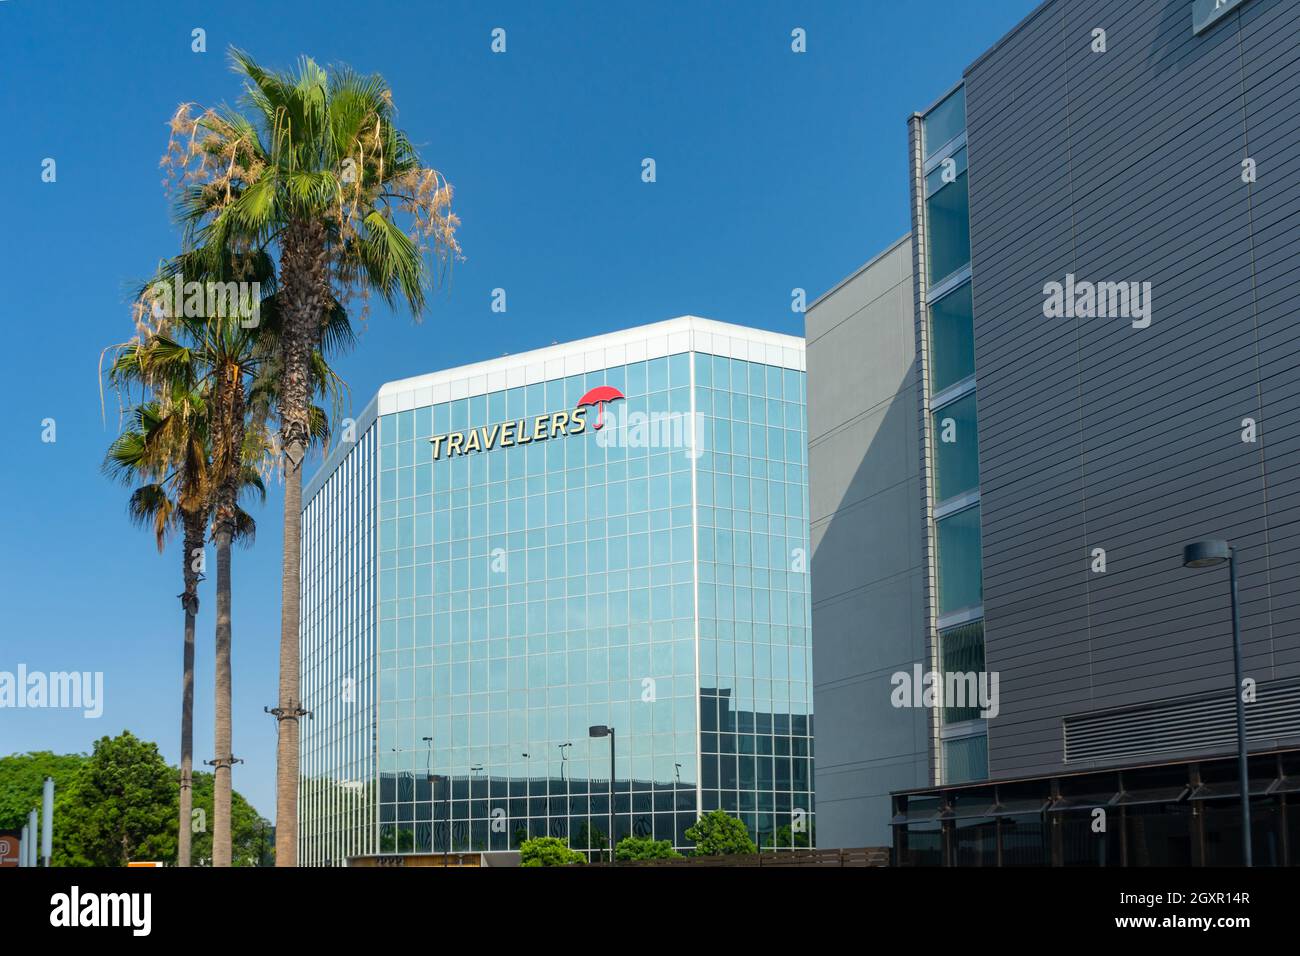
[807,236,930,847]
[963,0,1300,778]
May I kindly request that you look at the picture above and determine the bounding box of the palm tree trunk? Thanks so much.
[275,460,303,866]
[178,516,204,867]
[211,363,245,870]
[275,218,328,867]
[212,522,233,867]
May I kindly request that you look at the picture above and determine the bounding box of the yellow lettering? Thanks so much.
[430,434,447,459]
[500,421,515,446]
[447,432,464,456]
[532,415,547,441]
[463,429,481,454]
[569,406,587,435]
[483,423,501,450]
[550,411,569,437]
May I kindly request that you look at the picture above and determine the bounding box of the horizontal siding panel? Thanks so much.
[961,0,1299,779]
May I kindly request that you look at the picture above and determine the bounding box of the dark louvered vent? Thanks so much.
[1064,680,1300,763]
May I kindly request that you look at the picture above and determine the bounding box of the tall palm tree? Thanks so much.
[162,49,460,864]
[103,391,210,867]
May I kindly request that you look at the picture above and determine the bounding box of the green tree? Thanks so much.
[0,751,86,863]
[162,49,460,865]
[0,752,85,827]
[614,835,681,861]
[519,836,585,867]
[57,732,178,867]
[685,810,756,856]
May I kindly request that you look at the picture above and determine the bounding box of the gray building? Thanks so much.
[807,237,930,848]
[811,0,1300,864]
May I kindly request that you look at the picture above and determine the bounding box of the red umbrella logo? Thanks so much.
[577,385,625,430]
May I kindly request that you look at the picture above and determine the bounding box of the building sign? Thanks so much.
[428,387,624,461]
[0,831,19,867]
[1193,0,1250,35]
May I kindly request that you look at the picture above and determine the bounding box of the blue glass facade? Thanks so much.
[299,321,811,863]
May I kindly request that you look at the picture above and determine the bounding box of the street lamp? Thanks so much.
[589,725,615,862]
[1182,538,1252,867]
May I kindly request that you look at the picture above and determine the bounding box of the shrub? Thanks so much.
[614,835,681,861]
[684,810,756,856]
[519,836,585,867]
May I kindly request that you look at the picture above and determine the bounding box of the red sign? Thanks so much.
[576,386,625,430]
[0,832,20,867]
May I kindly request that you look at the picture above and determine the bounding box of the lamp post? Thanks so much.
[589,725,615,862]
[1182,538,1252,867]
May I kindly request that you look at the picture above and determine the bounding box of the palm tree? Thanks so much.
[103,391,209,867]
[162,49,460,864]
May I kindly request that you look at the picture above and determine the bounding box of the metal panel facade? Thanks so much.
[964,0,1300,778]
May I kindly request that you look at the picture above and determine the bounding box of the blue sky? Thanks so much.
[0,0,1035,821]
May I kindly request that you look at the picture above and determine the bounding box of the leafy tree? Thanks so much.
[56,732,178,867]
[161,49,460,865]
[519,836,584,867]
[615,835,681,861]
[685,810,756,856]
[0,752,85,831]
[0,751,86,863]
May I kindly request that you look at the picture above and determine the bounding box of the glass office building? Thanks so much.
[299,316,811,864]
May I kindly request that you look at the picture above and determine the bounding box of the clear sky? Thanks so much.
[0,0,1037,821]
